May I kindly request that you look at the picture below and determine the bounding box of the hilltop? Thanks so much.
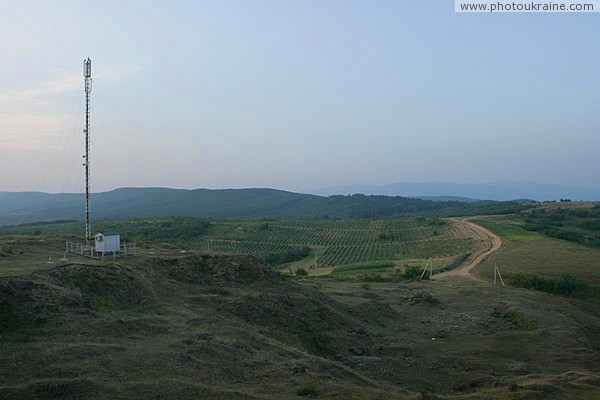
[0,187,526,226]
[307,181,600,201]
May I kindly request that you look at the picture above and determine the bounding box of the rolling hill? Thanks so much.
[307,181,600,201]
[0,187,525,226]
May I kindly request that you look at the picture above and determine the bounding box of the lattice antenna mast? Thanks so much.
[83,58,92,242]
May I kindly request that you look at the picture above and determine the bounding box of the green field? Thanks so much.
[329,261,396,276]
[471,217,542,241]
[472,216,600,284]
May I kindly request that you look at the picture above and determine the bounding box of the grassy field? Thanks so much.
[472,216,600,283]
[470,217,542,241]
[329,261,397,276]
[470,214,600,353]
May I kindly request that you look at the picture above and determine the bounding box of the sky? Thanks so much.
[1,0,599,193]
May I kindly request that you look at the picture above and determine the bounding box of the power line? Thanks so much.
[38,91,83,193]
[96,86,149,187]
[0,105,84,218]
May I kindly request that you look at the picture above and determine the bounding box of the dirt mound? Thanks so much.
[0,264,153,332]
[41,264,153,305]
[0,275,86,331]
[407,290,440,305]
[1,255,279,333]
[152,254,281,285]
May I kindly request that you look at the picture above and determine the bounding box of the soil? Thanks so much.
[436,217,503,280]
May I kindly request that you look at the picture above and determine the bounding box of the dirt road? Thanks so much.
[435,217,503,281]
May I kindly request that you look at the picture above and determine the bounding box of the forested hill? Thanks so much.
[0,187,526,225]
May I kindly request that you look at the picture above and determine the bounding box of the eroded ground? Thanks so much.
[1,251,599,399]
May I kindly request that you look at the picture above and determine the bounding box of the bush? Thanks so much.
[378,232,394,240]
[297,383,319,396]
[32,229,41,235]
[361,274,390,283]
[243,291,258,301]
[426,217,446,227]
[207,287,229,296]
[295,268,308,277]
[404,266,422,280]
[120,233,134,242]
[1,245,13,254]
[510,273,584,295]
[262,246,311,266]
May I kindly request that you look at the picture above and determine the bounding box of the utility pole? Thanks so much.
[429,258,433,280]
[494,263,505,286]
[421,257,432,280]
[83,58,92,243]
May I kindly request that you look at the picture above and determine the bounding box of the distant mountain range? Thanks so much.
[0,187,523,226]
[306,181,600,202]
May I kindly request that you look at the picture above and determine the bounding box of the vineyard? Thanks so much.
[0,217,481,269]
[195,218,481,268]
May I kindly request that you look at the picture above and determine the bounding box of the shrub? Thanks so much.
[262,246,311,266]
[510,273,584,295]
[257,223,270,231]
[295,268,308,277]
[426,217,446,227]
[1,245,13,254]
[297,383,319,396]
[207,287,229,296]
[243,291,258,301]
[378,232,394,240]
[361,274,390,283]
[32,230,41,235]
[404,266,422,280]
[120,233,134,242]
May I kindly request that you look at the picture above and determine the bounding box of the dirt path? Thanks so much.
[435,217,503,281]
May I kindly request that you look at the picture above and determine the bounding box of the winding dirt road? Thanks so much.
[435,217,503,281]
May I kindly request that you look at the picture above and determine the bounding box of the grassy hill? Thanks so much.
[0,187,527,226]
[1,244,599,399]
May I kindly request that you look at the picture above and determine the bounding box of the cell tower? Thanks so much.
[83,58,92,243]
[65,59,136,259]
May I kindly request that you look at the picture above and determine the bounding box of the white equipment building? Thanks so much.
[66,231,135,259]
[95,232,121,255]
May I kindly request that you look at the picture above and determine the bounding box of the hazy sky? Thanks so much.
[1,1,599,193]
